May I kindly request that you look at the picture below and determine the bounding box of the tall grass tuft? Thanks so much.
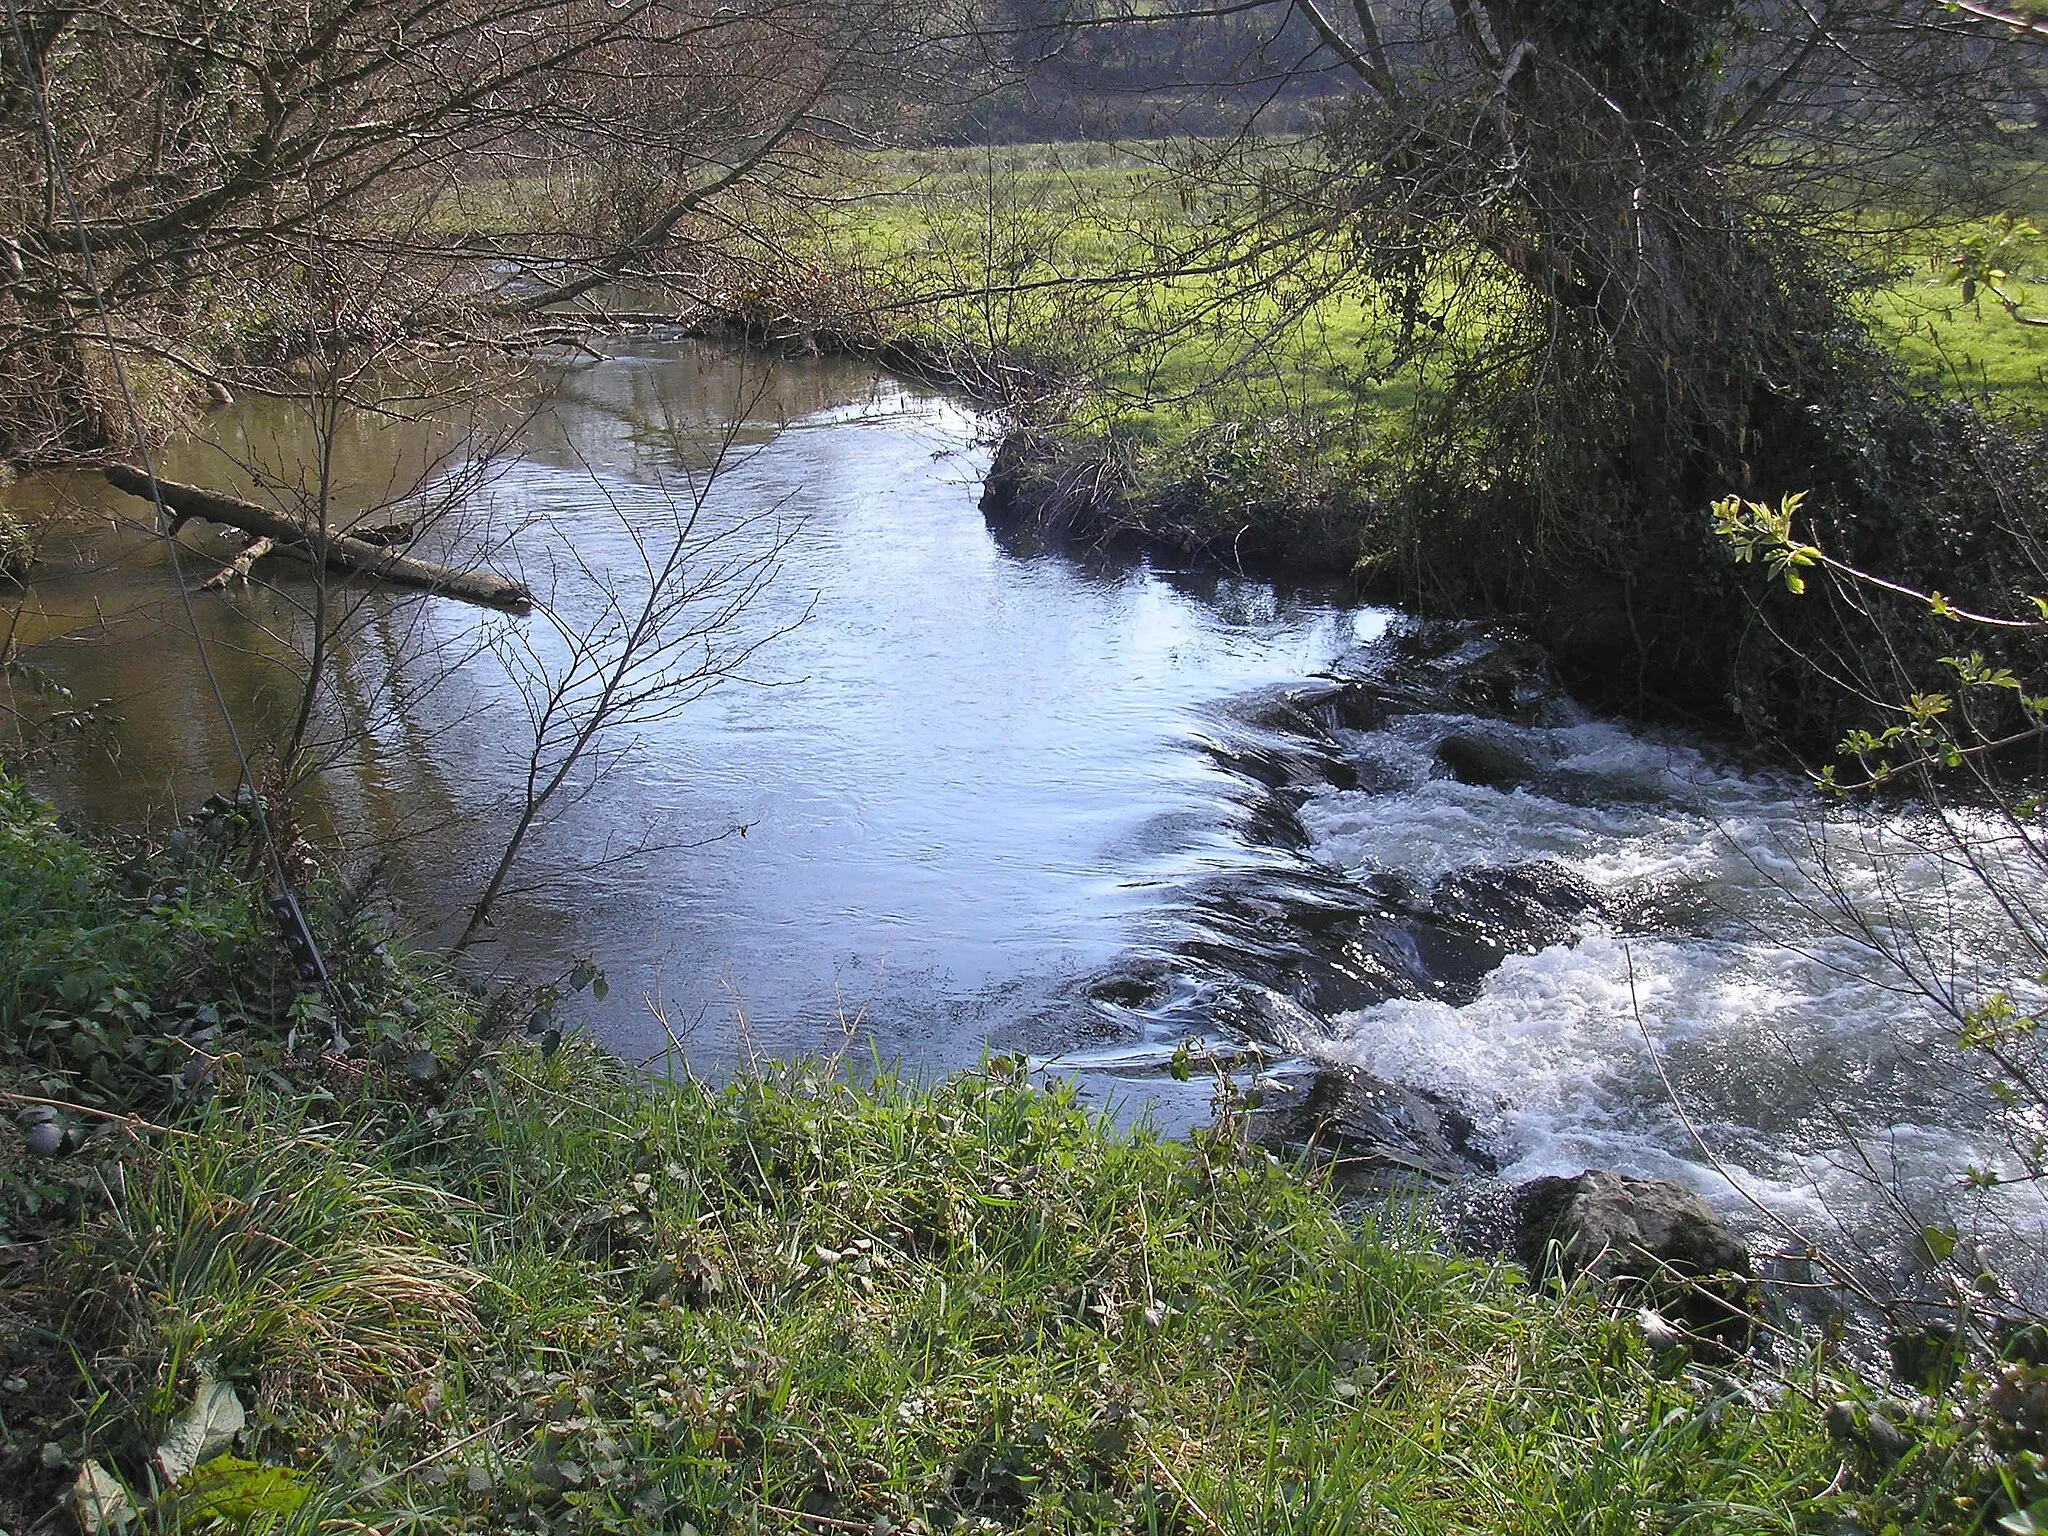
[53,1110,479,1412]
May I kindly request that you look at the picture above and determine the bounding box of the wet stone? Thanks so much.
[1083,962,1173,1011]
[1515,1170,1756,1348]
[1326,620,1571,727]
[1435,733,1536,790]
[1249,1068,1496,1191]
[1427,861,1606,952]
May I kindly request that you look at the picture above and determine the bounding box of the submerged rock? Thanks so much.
[1083,961,1173,1012]
[1435,733,1535,790]
[1427,861,1606,953]
[1514,1169,1755,1347]
[1249,1067,1495,1191]
[1327,620,1572,728]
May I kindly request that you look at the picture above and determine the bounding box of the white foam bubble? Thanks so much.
[1302,704,2048,1273]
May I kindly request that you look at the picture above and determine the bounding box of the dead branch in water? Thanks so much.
[103,465,530,611]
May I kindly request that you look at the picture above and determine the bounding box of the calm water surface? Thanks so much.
[6,343,1375,1071]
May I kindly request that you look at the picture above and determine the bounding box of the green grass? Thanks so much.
[782,145,1404,438]
[1860,214,2048,409]
[1868,283,2048,408]
[0,777,2027,1533]
[768,146,2048,424]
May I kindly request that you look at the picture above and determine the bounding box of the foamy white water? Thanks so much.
[1301,697,2048,1281]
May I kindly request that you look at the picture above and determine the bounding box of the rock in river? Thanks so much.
[1434,733,1536,790]
[1514,1169,1755,1347]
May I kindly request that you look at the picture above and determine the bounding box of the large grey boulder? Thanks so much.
[1514,1170,1755,1347]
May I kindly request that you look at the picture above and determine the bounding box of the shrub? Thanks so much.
[0,507,29,579]
[0,777,275,1110]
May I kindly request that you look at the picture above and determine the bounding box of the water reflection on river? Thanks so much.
[5,341,1373,1070]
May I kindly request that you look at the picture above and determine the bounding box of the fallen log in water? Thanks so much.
[103,465,531,612]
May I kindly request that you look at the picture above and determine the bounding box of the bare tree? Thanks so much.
[0,0,985,460]
[455,374,807,951]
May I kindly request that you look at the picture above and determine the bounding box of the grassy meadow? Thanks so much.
[781,144,1430,438]
[773,145,2048,422]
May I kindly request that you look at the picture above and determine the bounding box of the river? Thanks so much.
[4,339,2041,1287]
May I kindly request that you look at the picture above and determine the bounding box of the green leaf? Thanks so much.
[1918,1225,1958,1264]
[156,1373,246,1484]
[168,1457,309,1521]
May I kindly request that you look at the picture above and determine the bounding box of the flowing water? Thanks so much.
[5,339,2042,1278]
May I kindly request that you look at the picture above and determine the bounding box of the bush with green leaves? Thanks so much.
[1942,214,2048,327]
[0,777,283,1109]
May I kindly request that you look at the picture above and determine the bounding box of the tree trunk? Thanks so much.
[103,465,531,611]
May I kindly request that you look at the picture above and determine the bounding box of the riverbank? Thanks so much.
[757,145,2048,561]
[0,779,2036,1533]
[740,146,2048,745]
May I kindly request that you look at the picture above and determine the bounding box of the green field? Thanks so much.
[777,146,2048,426]
[1865,220,2048,407]
[787,146,1427,439]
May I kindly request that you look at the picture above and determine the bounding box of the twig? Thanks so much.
[0,1089,192,1138]
[357,1411,520,1491]
[1142,1441,1225,1536]
[199,535,275,591]
[756,1504,874,1532]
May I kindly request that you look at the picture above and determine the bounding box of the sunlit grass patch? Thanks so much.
[309,1050,1847,1533]
[1861,217,2048,412]
[781,147,2048,430]
[54,1114,479,1409]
